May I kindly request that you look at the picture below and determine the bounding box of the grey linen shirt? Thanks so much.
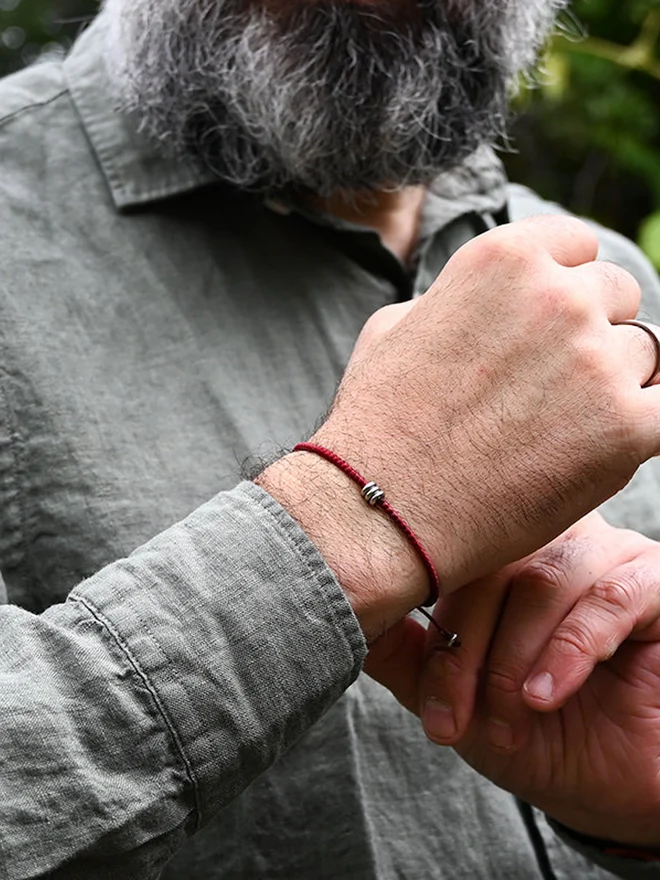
[1,13,660,880]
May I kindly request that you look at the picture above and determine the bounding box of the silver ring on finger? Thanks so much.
[617,319,660,388]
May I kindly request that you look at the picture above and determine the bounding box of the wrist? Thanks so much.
[256,450,428,640]
[309,417,478,596]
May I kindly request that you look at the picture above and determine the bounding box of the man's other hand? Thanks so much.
[420,512,660,848]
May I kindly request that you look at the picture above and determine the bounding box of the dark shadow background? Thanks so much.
[1,0,659,267]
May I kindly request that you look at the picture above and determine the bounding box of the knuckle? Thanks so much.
[360,303,402,340]
[534,277,592,327]
[597,260,642,305]
[589,571,641,629]
[465,226,532,271]
[426,645,464,686]
[574,339,612,385]
[553,570,640,663]
[540,214,592,236]
[559,285,592,322]
[487,664,523,697]
[567,215,597,241]
[549,622,599,663]
[526,214,596,251]
[514,555,569,595]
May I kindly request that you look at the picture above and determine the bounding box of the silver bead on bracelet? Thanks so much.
[361,481,386,506]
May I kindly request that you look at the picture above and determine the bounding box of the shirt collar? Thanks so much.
[424,145,508,230]
[64,12,508,224]
[64,15,218,210]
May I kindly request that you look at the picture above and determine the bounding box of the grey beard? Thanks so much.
[104,0,566,196]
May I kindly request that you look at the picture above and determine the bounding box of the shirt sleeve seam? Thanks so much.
[0,88,68,132]
[69,592,202,829]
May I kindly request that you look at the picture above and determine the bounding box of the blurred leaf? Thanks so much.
[542,50,570,100]
[639,211,660,269]
[505,0,660,249]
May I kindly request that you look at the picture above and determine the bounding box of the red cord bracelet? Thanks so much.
[293,442,460,648]
[604,847,660,863]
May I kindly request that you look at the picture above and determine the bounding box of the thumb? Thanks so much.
[363,616,427,716]
[419,570,512,745]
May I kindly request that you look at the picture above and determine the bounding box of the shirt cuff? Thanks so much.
[70,481,367,828]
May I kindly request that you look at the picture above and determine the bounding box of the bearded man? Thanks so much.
[1,0,660,877]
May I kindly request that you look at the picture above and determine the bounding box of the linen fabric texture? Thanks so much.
[0,13,659,880]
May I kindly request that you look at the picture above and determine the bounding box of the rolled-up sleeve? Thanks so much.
[0,481,366,880]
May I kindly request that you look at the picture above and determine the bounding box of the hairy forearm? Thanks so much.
[257,450,428,642]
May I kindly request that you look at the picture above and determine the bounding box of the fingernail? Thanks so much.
[524,672,554,703]
[488,718,513,750]
[422,698,456,741]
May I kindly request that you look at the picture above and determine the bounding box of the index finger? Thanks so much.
[524,553,660,711]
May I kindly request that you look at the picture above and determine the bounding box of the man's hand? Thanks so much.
[420,513,660,848]
[260,215,660,640]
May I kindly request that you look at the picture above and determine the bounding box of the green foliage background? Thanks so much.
[0,0,659,267]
